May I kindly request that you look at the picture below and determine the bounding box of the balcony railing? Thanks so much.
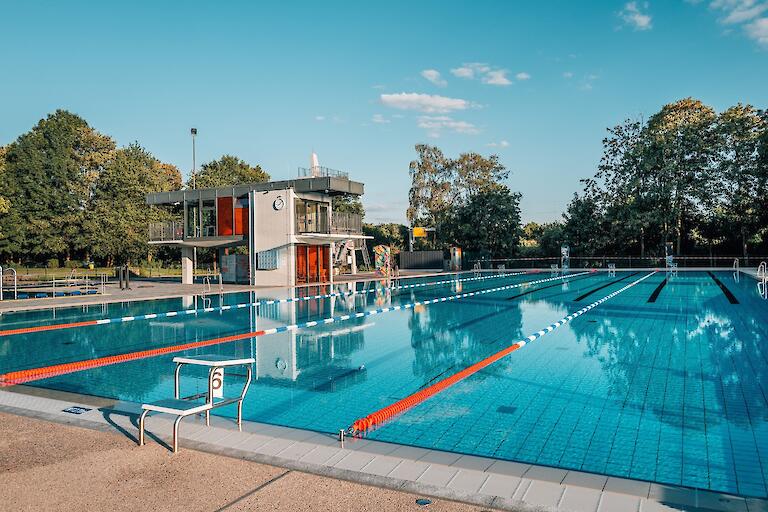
[331,212,362,234]
[297,166,349,179]
[149,220,184,242]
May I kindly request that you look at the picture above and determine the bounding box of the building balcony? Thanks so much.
[149,220,184,242]
[331,212,362,234]
[148,220,244,247]
[296,212,362,235]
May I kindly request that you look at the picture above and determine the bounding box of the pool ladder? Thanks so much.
[758,261,767,299]
[0,266,17,301]
[198,274,224,309]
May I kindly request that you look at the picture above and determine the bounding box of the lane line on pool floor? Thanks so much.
[347,271,657,434]
[0,270,533,338]
[0,271,594,387]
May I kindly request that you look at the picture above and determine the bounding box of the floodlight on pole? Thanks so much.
[190,128,197,190]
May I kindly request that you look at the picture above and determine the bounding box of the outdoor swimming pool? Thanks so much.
[1,270,766,498]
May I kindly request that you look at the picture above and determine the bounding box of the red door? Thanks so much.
[319,245,329,282]
[308,245,319,282]
[296,245,308,284]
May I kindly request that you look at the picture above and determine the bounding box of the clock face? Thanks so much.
[273,197,285,210]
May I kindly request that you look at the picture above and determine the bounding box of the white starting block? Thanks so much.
[138,354,255,452]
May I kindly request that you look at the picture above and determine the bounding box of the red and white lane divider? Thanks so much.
[0,270,531,338]
[347,271,657,435]
[0,271,592,387]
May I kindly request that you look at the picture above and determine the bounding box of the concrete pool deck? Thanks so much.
[1,387,765,512]
[0,411,490,512]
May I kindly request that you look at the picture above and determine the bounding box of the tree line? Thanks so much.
[2,98,765,268]
[0,110,269,267]
[403,98,768,260]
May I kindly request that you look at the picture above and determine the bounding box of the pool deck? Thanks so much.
[1,386,764,512]
[0,411,489,512]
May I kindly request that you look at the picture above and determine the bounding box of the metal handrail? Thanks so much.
[0,266,18,301]
[149,220,184,242]
[298,166,349,179]
[759,262,767,299]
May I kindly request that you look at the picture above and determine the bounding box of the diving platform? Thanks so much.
[138,354,255,452]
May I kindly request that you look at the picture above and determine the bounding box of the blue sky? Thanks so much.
[1,1,766,224]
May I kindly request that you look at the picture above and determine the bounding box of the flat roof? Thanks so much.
[146,177,364,205]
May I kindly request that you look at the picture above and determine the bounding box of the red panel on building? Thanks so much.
[217,197,234,236]
[234,207,249,235]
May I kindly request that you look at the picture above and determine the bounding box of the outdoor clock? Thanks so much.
[273,196,285,210]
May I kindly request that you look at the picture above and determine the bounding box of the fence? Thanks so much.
[399,251,444,270]
[468,256,768,270]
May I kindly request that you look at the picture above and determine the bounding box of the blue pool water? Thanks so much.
[1,270,767,497]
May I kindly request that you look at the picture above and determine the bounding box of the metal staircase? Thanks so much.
[356,239,371,269]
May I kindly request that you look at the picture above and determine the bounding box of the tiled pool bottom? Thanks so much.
[363,279,768,499]
[4,270,768,500]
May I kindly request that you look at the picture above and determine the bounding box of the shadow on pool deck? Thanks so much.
[0,412,493,512]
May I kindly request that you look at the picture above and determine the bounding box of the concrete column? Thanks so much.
[351,242,358,274]
[329,242,334,285]
[181,246,194,285]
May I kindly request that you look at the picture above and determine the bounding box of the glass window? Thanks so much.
[186,201,200,238]
[295,198,307,233]
[201,199,216,236]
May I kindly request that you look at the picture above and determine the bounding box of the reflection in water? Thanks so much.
[8,272,767,497]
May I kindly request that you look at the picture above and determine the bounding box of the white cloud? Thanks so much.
[723,3,768,23]
[619,2,653,31]
[580,74,599,91]
[745,16,768,44]
[450,62,490,79]
[486,140,510,148]
[515,72,532,81]
[705,1,768,46]
[417,116,479,138]
[420,69,447,87]
[563,71,574,78]
[371,114,390,124]
[483,70,512,85]
[314,115,325,121]
[379,93,470,113]
[451,63,512,86]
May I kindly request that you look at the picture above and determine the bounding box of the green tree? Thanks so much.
[0,110,115,263]
[562,193,604,256]
[189,154,269,188]
[332,195,365,216]
[643,98,718,254]
[406,144,452,227]
[363,223,408,250]
[85,144,181,265]
[537,222,565,256]
[715,104,766,257]
[406,144,514,252]
[0,146,10,217]
[442,185,522,257]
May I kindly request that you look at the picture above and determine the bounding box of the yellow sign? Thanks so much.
[412,227,427,238]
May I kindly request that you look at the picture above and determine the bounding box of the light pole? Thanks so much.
[191,128,198,274]
[190,127,197,189]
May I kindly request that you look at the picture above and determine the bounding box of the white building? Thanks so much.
[146,162,369,286]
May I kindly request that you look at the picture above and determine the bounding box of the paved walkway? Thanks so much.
[2,388,765,512]
[0,412,489,512]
